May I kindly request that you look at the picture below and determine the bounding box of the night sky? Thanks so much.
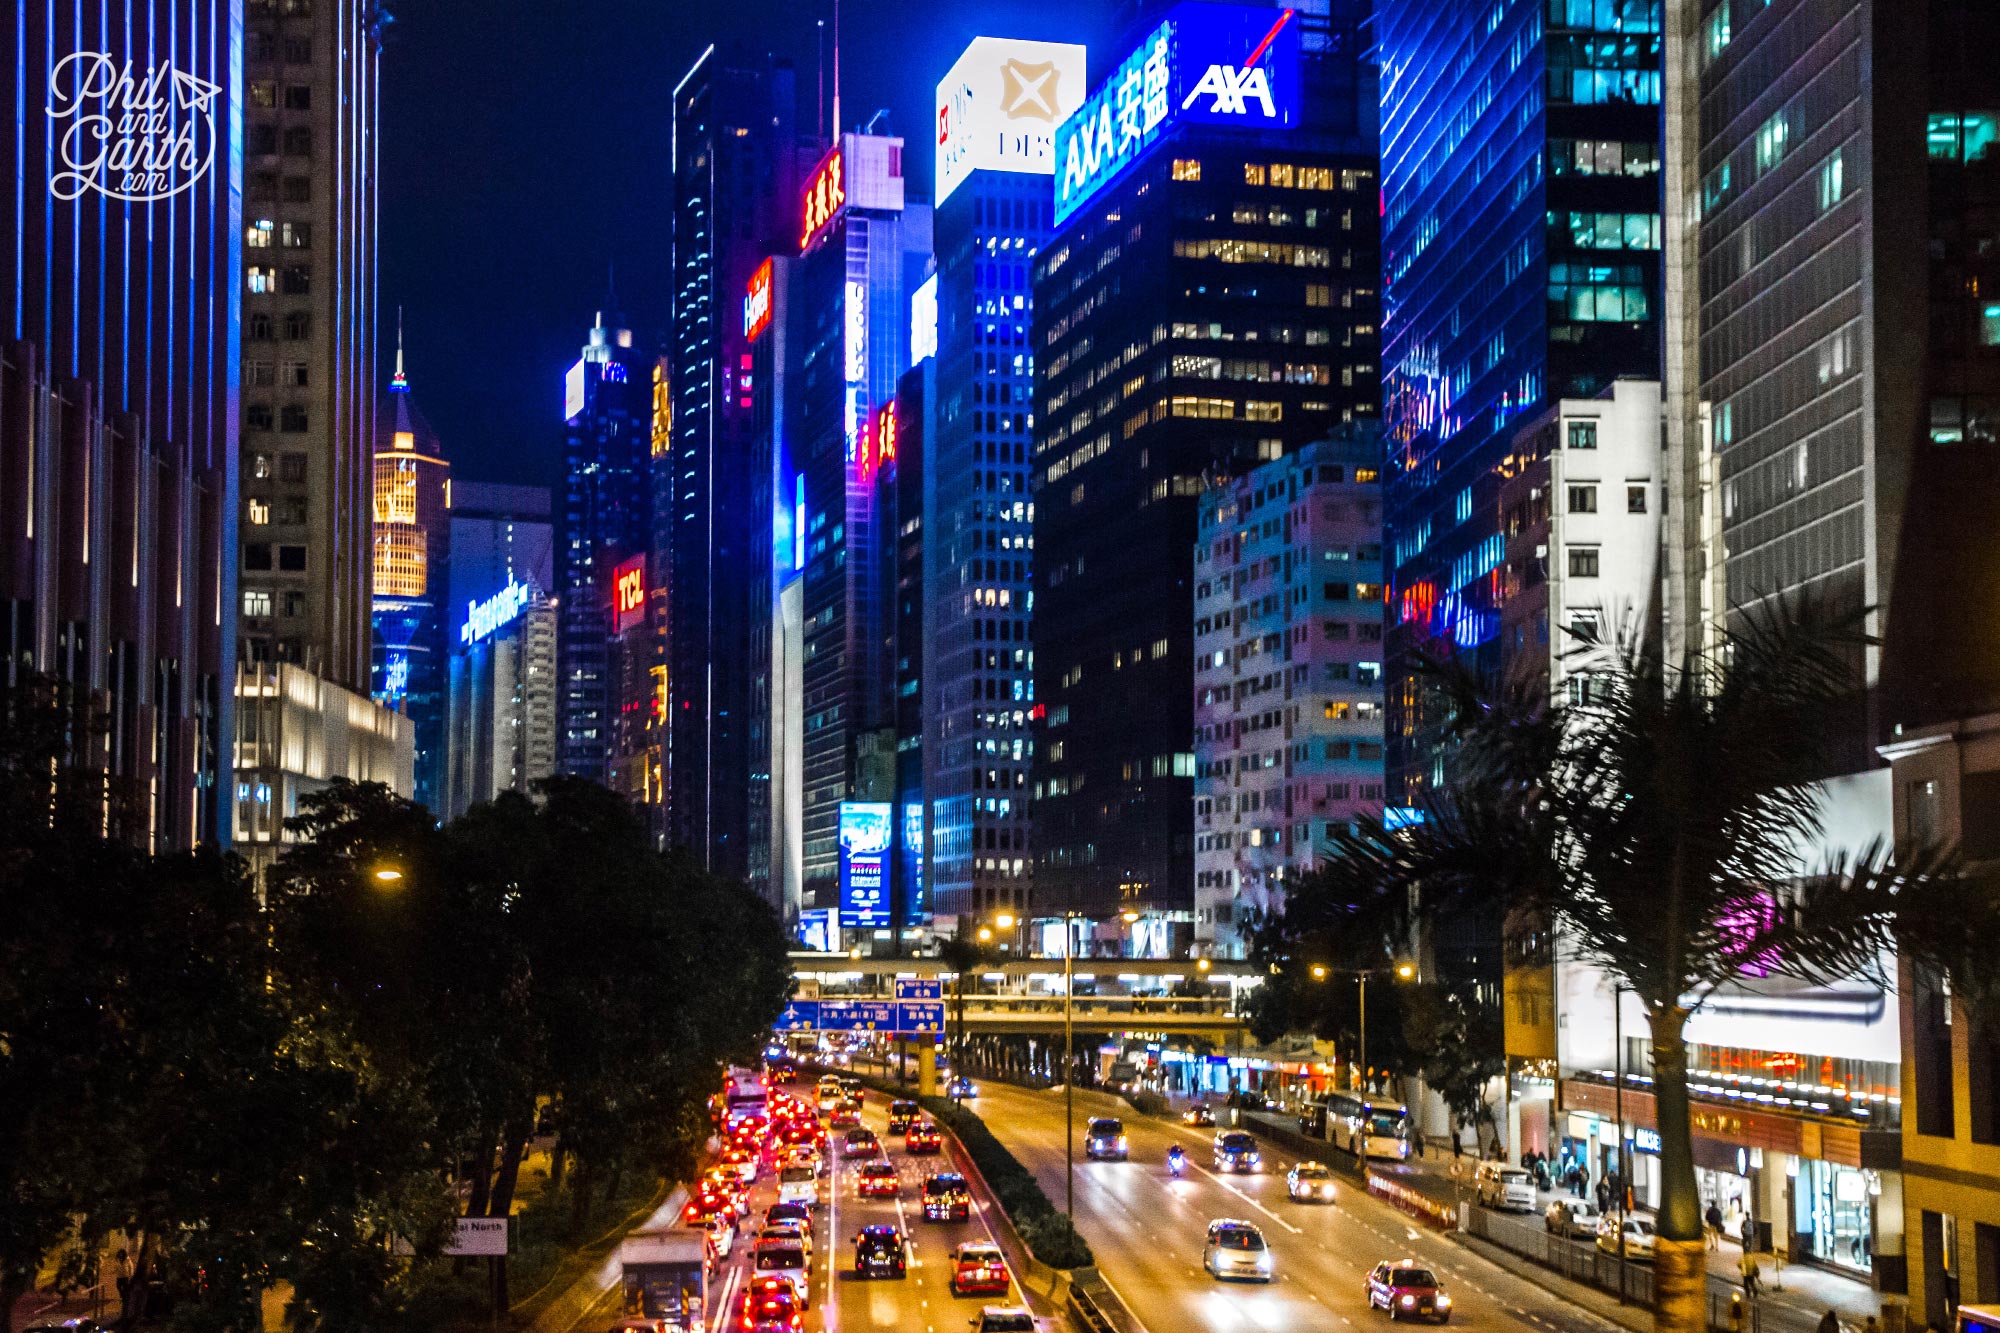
[378,0,1122,488]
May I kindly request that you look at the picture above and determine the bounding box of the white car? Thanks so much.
[759,1218,812,1258]
[1544,1198,1600,1238]
[1596,1215,1657,1262]
[1203,1219,1274,1282]
[1287,1161,1337,1203]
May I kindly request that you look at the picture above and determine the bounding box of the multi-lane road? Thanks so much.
[972,1081,1631,1333]
[699,1093,1039,1333]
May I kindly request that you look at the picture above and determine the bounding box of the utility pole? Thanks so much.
[1064,912,1075,1221]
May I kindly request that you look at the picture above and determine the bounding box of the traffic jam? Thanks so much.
[615,1059,1037,1333]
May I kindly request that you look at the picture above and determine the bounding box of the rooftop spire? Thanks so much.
[391,305,408,390]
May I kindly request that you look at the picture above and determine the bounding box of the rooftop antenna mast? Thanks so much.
[816,19,826,141]
[831,0,841,144]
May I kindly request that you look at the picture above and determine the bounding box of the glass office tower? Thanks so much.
[1380,0,1663,802]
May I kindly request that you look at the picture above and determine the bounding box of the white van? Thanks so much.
[1475,1161,1538,1212]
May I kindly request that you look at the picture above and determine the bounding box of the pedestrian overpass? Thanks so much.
[786,953,1257,1036]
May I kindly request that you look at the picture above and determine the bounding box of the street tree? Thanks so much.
[1267,602,2000,1333]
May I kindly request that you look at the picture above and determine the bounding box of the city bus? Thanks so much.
[723,1067,768,1127]
[1318,1092,1411,1160]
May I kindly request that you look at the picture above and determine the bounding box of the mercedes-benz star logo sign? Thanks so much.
[999,58,1062,122]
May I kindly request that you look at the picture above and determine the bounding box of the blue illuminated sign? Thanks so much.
[839,801,895,929]
[459,577,532,646]
[1053,3,1300,225]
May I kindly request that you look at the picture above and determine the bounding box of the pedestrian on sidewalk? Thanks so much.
[1816,1310,1841,1333]
[1739,1250,1762,1299]
[1595,1177,1611,1212]
[1706,1201,1724,1251]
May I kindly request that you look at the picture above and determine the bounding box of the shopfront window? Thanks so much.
[1798,1161,1877,1273]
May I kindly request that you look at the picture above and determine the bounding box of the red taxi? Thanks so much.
[950,1242,1010,1296]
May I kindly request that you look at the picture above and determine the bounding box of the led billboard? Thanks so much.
[1052,3,1300,225]
[935,36,1088,205]
[838,801,894,929]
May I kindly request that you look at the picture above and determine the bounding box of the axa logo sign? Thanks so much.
[48,53,218,202]
[1053,4,1297,225]
[1184,59,1278,119]
[1181,8,1294,122]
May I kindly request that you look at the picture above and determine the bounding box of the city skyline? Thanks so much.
[376,0,1121,491]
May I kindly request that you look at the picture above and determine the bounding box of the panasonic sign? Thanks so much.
[460,578,532,646]
[1053,3,1299,225]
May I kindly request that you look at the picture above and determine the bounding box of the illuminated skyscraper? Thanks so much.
[1378,0,1663,802]
[3,1,244,847]
[370,336,451,810]
[557,306,652,784]
[924,36,1089,926]
[791,133,933,916]
[667,47,807,873]
[1031,3,1380,933]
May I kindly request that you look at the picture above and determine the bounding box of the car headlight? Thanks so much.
[1257,1254,1273,1269]
[1116,1136,1129,1149]
[1437,1296,1452,1308]
[1400,1295,1417,1307]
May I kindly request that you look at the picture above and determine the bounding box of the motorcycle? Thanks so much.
[1167,1148,1187,1179]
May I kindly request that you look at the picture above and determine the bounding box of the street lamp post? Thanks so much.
[1309,962,1415,1095]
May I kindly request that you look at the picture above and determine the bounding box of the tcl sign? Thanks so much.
[612,556,645,634]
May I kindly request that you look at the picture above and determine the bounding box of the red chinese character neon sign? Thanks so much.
[800,147,845,251]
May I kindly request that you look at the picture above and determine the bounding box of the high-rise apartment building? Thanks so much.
[557,308,652,784]
[1031,2,1380,930]
[790,134,933,915]
[4,1,243,847]
[370,341,450,810]
[238,0,382,690]
[1379,0,1663,803]
[1192,431,1388,958]
[923,37,1089,926]
[667,48,807,874]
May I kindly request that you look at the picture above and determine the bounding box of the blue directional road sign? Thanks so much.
[819,1000,898,1032]
[898,1001,947,1035]
[777,1000,820,1031]
[895,978,943,1002]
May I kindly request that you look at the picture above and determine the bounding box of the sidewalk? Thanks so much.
[1225,1108,1884,1333]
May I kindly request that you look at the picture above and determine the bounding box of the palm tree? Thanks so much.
[1277,602,2000,1333]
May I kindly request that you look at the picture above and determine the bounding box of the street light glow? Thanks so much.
[1311,964,1328,980]
[1396,962,1415,979]
[371,867,403,883]
[1120,910,1139,923]
[994,912,1016,929]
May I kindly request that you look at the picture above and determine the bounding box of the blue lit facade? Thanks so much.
[924,171,1052,924]
[1380,0,1663,802]
[4,0,245,848]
